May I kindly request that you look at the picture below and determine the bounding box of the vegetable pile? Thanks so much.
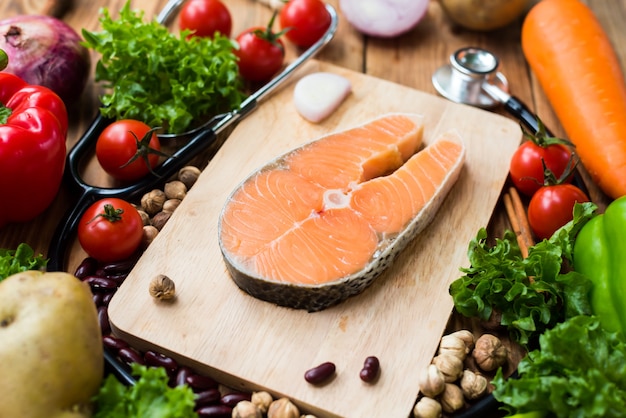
[82,2,244,134]
[450,202,595,347]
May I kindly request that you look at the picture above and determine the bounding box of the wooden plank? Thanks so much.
[108,60,522,417]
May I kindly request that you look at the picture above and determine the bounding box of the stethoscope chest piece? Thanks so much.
[432,46,509,109]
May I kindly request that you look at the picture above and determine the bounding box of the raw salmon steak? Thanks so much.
[218,113,466,311]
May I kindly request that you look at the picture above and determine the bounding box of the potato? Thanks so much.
[438,0,531,31]
[0,271,103,417]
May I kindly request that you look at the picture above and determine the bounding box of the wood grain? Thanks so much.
[108,61,522,418]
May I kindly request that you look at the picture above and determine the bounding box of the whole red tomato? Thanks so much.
[96,119,165,182]
[77,198,144,262]
[235,22,285,82]
[510,141,573,196]
[527,184,589,240]
[179,0,232,38]
[509,122,574,197]
[279,0,331,48]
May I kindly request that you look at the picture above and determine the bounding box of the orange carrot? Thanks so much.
[521,0,626,200]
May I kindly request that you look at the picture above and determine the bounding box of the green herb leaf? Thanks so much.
[93,364,197,418]
[82,1,244,134]
[450,202,596,347]
[492,315,626,418]
[0,243,47,282]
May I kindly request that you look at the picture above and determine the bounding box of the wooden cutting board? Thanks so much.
[108,60,521,417]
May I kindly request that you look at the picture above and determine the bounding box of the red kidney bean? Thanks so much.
[101,292,115,306]
[105,272,128,285]
[195,405,232,418]
[144,350,178,372]
[102,258,137,274]
[118,347,144,365]
[220,391,251,407]
[304,362,336,384]
[103,335,129,351]
[75,257,98,279]
[92,292,104,307]
[194,388,221,407]
[187,373,218,391]
[359,356,380,383]
[175,366,193,387]
[98,306,111,335]
[83,276,118,292]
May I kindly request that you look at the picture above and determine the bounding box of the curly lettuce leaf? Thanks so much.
[93,364,197,418]
[493,315,626,418]
[450,202,596,346]
[0,243,47,281]
[82,1,244,134]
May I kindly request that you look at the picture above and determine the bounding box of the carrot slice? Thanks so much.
[521,0,626,199]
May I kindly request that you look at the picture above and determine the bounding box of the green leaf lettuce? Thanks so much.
[492,315,626,418]
[93,364,197,418]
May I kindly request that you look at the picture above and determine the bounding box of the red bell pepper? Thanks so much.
[0,72,68,227]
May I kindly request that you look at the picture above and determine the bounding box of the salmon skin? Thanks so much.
[218,113,466,312]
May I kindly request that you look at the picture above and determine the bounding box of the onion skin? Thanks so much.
[0,15,90,105]
[339,0,429,38]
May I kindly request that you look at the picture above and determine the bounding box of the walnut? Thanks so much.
[141,189,166,215]
[460,370,488,400]
[149,274,176,301]
[472,334,508,372]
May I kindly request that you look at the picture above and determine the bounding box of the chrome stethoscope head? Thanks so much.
[432,46,510,109]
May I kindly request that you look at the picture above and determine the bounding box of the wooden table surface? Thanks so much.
[1,0,621,270]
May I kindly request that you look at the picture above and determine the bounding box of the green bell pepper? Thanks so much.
[573,196,626,334]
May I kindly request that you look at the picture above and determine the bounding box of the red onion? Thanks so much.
[339,0,429,38]
[0,15,91,105]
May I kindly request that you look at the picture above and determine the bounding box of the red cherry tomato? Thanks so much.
[234,26,285,82]
[527,184,589,240]
[279,0,331,48]
[510,141,573,196]
[96,120,163,182]
[77,198,144,263]
[179,0,232,38]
